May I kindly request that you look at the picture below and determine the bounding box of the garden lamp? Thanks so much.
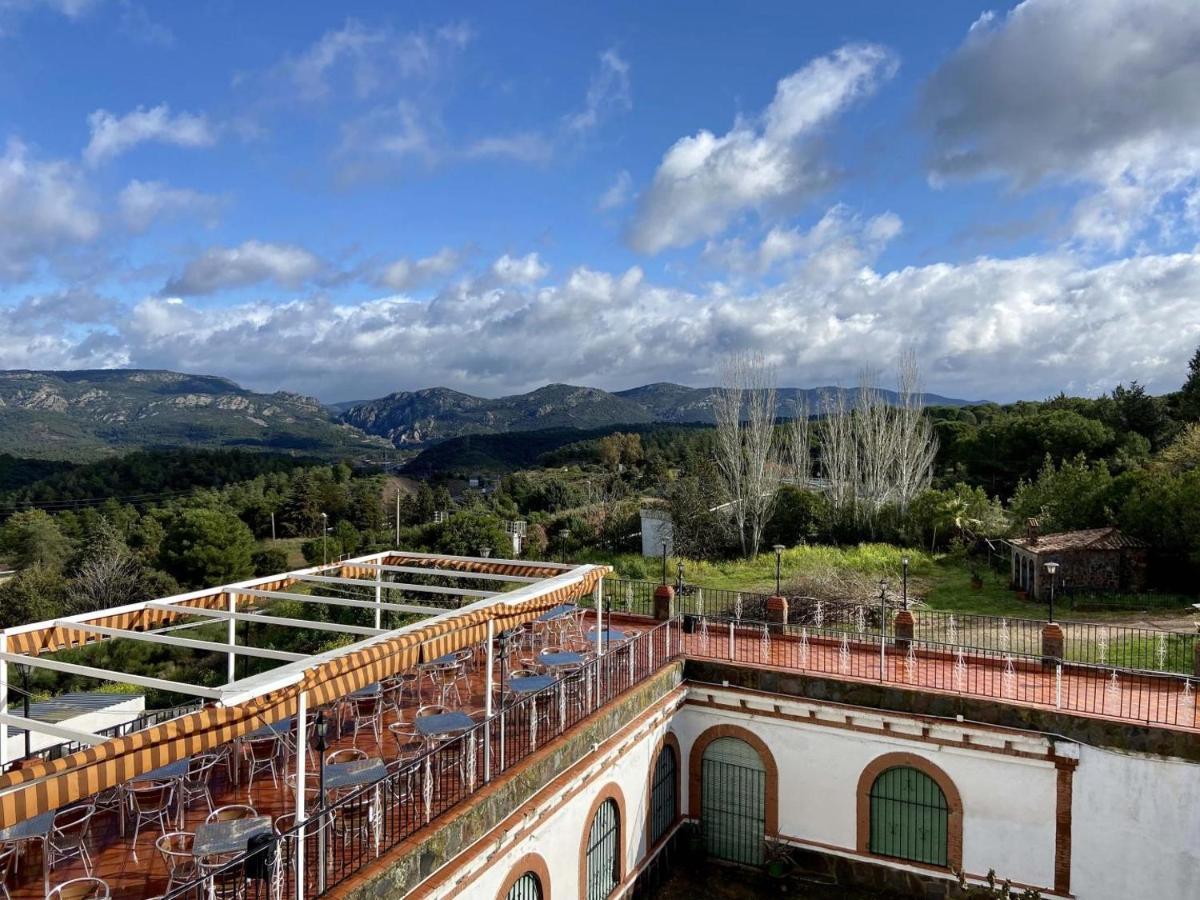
[773,545,785,595]
[1043,561,1059,623]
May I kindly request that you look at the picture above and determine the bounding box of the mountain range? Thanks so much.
[0,369,976,461]
[338,382,976,446]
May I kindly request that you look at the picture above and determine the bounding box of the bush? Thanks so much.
[251,547,290,576]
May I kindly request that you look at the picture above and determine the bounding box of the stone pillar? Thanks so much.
[1042,622,1065,662]
[653,584,675,621]
[766,595,788,626]
[893,609,914,650]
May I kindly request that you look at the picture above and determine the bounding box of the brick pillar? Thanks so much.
[1042,622,1065,662]
[893,609,914,650]
[766,595,788,626]
[653,584,675,621]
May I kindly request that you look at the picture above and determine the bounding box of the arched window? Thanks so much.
[584,798,620,899]
[648,743,678,846]
[505,871,543,900]
[868,766,949,866]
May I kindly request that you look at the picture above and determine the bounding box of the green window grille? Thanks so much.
[506,871,543,900]
[649,744,677,845]
[868,766,949,867]
[700,737,766,865]
[585,799,620,899]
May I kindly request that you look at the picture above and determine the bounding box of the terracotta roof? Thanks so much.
[1010,527,1149,553]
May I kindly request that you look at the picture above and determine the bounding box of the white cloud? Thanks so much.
[597,170,633,211]
[117,179,223,231]
[376,247,463,292]
[463,133,554,164]
[278,19,472,102]
[0,139,98,281]
[704,205,902,280]
[163,240,323,296]
[565,48,631,134]
[60,244,1198,403]
[922,0,1200,251]
[490,252,549,285]
[627,43,898,254]
[84,103,215,166]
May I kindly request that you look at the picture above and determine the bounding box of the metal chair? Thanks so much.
[49,803,94,875]
[155,831,198,894]
[348,694,383,747]
[47,877,110,899]
[180,752,221,819]
[243,737,281,795]
[0,843,16,900]
[197,853,246,900]
[325,747,367,766]
[127,781,174,860]
[206,804,257,824]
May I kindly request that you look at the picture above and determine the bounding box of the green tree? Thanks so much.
[0,566,68,628]
[1179,345,1200,421]
[251,547,289,575]
[0,509,74,571]
[429,510,509,557]
[157,507,256,587]
[1009,455,1115,533]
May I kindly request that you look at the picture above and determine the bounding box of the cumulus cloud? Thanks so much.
[704,205,902,280]
[84,103,215,166]
[922,0,1200,251]
[627,43,898,254]
[565,48,631,134]
[163,240,323,296]
[0,139,99,281]
[117,179,223,231]
[490,252,548,285]
[376,246,463,292]
[38,245,1198,402]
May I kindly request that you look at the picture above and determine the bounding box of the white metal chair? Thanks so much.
[127,782,174,860]
[180,752,221,819]
[47,876,110,899]
[48,803,94,875]
[155,831,198,894]
[348,694,383,746]
[243,737,281,795]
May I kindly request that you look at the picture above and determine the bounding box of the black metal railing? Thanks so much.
[164,620,680,899]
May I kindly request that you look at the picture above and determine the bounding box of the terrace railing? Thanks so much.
[604,577,1200,676]
[682,615,1198,732]
[164,619,680,899]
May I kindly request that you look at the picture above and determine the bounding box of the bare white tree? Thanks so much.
[713,352,783,559]
[817,388,857,525]
[787,398,812,485]
[71,549,141,613]
[892,349,939,513]
[856,368,896,532]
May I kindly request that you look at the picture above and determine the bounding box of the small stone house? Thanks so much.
[1009,520,1150,600]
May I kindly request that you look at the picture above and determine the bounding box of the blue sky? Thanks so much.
[1,0,1199,402]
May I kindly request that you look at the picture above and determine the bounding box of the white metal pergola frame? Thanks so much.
[0,549,597,769]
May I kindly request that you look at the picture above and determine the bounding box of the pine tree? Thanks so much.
[1180,346,1200,421]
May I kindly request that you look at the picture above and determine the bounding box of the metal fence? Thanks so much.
[164,620,679,899]
[604,577,1199,676]
[682,615,1198,731]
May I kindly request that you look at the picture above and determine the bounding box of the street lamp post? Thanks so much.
[902,556,910,610]
[320,512,328,566]
[313,710,329,893]
[878,579,888,681]
[676,561,684,593]
[1044,561,1059,623]
[479,546,492,558]
[773,545,785,596]
[560,529,571,564]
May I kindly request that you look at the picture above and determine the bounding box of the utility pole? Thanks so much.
[270,511,276,542]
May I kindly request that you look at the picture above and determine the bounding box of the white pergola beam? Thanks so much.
[0,651,223,699]
[295,572,496,598]
[56,621,306,663]
[0,712,106,746]
[146,602,384,637]
[352,562,541,584]
[238,588,447,617]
